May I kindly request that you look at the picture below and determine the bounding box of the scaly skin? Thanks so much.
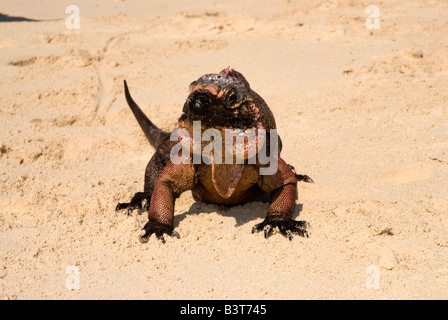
[116,67,313,242]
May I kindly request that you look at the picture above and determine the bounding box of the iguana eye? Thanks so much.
[224,89,239,107]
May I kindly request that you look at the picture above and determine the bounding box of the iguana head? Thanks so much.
[177,68,278,162]
[179,67,273,131]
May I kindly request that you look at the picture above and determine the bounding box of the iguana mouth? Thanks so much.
[176,120,266,162]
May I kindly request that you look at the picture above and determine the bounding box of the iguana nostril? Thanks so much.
[189,92,212,115]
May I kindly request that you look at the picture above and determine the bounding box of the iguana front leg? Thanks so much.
[140,160,197,243]
[253,158,309,240]
[116,142,172,215]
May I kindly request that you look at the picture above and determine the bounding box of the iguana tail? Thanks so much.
[123,80,170,149]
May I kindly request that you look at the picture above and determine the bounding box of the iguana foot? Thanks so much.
[287,164,314,183]
[115,192,151,215]
[139,220,179,244]
[294,174,314,183]
[252,218,309,240]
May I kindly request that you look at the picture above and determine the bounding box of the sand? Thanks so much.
[1,0,447,300]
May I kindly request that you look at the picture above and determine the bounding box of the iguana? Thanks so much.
[116,67,313,243]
